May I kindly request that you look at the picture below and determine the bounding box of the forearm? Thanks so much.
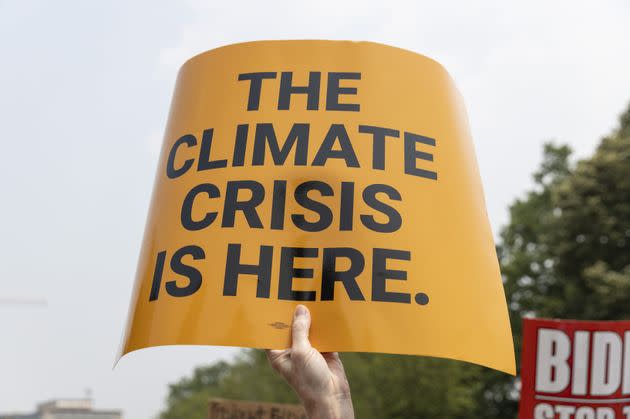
[303,394,355,419]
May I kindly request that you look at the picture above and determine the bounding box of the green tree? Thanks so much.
[502,115,630,322]
[158,103,630,419]
[341,354,479,418]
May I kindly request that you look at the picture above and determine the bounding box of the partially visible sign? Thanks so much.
[519,318,630,419]
[208,399,306,419]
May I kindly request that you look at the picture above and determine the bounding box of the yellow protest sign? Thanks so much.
[119,40,515,375]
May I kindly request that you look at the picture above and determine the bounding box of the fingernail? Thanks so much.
[295,305,307,317]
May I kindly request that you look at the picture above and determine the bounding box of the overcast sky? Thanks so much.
[1,1,629,418]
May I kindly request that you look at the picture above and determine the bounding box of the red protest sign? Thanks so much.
[519,318,630,419]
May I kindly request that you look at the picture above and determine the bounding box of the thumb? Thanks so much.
[291,305,311,353]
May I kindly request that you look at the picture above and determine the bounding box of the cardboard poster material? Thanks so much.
[208,399,306,419]
[519,318,630,418]
[119,40,515,374]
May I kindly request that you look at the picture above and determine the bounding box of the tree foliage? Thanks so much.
[158,104,630,419]
[502,110,630,322]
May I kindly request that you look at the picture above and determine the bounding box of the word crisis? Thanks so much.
[180,180,402,233]
[148,244,430,306]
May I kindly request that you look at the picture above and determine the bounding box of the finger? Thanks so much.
[322,352,342,367]
[265,349,291,376]
[291,304,311,353]
[322,352,340,360]
[266,349,285,360]
[322,352,350,391]
[323,352,346,373]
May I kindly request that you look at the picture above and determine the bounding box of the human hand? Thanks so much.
[266,305,355,419]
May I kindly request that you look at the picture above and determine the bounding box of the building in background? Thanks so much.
[0,399,122,419]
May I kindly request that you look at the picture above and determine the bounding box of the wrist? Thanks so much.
[302,393,354,419]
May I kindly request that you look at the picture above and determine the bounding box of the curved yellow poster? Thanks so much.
[119,40,515,375]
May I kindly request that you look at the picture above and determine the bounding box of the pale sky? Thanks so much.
[1,1,629,418]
